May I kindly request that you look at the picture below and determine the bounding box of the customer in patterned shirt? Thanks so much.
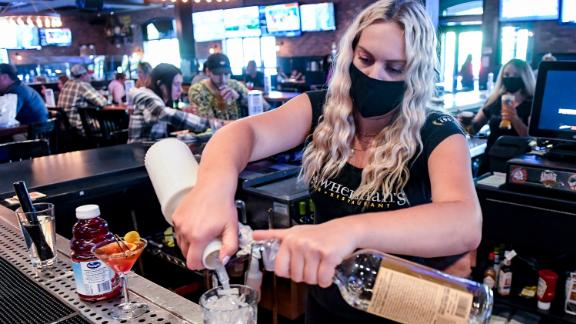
[57,64,107,135]
[188,53,249,121]
[128,63,209,143]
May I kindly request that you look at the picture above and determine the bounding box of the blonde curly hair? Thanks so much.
[301,0,438,201]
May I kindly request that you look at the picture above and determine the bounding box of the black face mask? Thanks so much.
[349,64,405,118]
[502,77,524,93]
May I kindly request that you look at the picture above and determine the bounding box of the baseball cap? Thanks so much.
[70,64,88,78]
[205,53,231,74]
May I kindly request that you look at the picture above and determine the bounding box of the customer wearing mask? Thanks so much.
[172,1,481,322]
[128,63,210,143]
[467,59,535,171]
[0,64,48,125]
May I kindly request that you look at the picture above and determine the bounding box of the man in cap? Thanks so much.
[188,53,249,121]
[0,63,48,126]
[57,64,108,135]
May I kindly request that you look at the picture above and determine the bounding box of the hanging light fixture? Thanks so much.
[0,0,63,28]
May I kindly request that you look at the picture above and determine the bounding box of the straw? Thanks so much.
[13,181,54,261]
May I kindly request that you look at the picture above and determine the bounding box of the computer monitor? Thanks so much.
[529,61,576,142]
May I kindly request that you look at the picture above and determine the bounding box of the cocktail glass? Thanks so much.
[92,237,148,320]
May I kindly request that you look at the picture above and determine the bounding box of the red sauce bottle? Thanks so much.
[70,204,121,301]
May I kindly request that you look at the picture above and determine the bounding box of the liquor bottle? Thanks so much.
[254,239,493,324]
[497,250,516,297]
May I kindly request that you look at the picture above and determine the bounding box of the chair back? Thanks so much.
[0,139,50,163]
[78,108,128,147]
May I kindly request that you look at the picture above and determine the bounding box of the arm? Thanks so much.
[82,84,108,108]
[254,134,482,287]
[470,109,488,134]
[172,94,314,269]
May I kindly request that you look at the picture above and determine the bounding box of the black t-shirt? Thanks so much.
[482,96,532,150]
[305,90,467,322]
[242,71,265,89]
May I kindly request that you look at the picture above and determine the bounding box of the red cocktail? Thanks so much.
[92,236,148,320]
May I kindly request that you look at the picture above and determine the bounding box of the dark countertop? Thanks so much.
[0,143,149,200]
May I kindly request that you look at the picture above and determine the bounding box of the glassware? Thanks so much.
[253,239,493,324]
[200,284,258,324]
[92,237,148,320]
[499,93,515,129]
[15,202,57,270]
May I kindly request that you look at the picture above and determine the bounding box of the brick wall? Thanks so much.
[7,6,176,65]
[9,0,378,65]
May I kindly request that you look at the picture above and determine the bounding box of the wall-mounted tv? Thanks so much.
[500,0,559,22]
[223,6,261,38]
[300,2,336,32]
[193,10,225,42]
[0,22,40,49]
[561,0,576,23]
[260,3,301,37]
[39,28,72,46]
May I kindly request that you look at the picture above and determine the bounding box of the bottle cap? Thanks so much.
[75,204,100,219]
[202,239,223,270]
[538,300,551,311]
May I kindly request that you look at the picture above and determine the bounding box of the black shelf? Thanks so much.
[494,294,576,324]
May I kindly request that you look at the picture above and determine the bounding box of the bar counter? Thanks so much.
[0,204,203,324]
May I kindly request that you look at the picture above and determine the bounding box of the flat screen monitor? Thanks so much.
[223,6,261,38]
[39,28,72,46]
[500,0,559,22]
[300,2,336,32]
[529,61,576,142]
[261,3,301,37]
[0,23,40,49]
[193,10,225,42]
[561,0,576,23]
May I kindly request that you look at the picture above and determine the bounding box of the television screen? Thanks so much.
[561,0,576,23]
[0,22,40,49]
[39,28,72,46]
[529,61,576,142]
[261,3,301,37]
[500,0,559,22]
[223,6,261,38]
[193,10,225,42]
[300,2,336,32]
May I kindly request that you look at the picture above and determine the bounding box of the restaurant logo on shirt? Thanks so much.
[311,177,409,208]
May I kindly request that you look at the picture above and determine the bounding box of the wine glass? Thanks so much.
[92,237,148,320]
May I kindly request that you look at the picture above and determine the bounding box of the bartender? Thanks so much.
[173,0,482,322]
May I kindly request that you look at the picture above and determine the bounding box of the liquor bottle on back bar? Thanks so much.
[256,240,493,324]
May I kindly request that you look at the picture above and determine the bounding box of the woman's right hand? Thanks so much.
[172,184,239,270]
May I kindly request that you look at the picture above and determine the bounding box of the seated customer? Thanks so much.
[128,63,209,143]
[108,72,126,105]
[136,62,152,89]
[0,64,48,125]
[242,60,264,90]
[188,53,249,121]
[57,64,108,135]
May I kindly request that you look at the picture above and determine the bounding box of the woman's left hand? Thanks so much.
[252,219,360,288]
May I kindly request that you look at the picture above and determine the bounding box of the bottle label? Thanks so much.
[72,260,115,296]
[497,271,512,295]
[537,277,547,298]
[367,267,472,324]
